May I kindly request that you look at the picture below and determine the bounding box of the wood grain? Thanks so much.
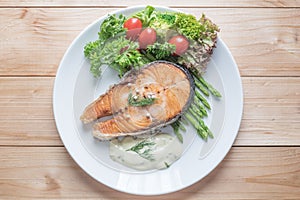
[0,77,53,120]
[0,0,300,8]
[237,77,300,146]
[0,146,299,199]
[0,8,299,76]
[0,0,299,199]
[0,77,61,145]
[0,77,299,146]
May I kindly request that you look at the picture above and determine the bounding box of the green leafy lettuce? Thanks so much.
[84,6,219,77]
[85,35,145,77]
[131,5,156,26]
[98,14,126,41]
[84,14,145,77]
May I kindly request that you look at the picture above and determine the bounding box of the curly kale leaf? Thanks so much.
[84,35,145,77]
[84,40,103,77]
[114,48,146,77]
[131,5,156,26]
[84,14,127,77]
[98,14,126,41]
[175,13,204,40]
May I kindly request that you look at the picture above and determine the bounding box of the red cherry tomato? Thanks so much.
[168,35,189,56]
[123,18,143,40]
[138,28,157,49]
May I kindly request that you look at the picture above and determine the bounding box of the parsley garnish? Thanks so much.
[128,93,157,107]
[164,162,170,168]
[127,139,156,161]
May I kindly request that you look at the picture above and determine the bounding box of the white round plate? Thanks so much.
[53,5,243,195]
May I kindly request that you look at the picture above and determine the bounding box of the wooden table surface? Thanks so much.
[1,0,300,199]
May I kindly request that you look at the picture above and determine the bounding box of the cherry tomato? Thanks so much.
[138,28,157,49]
[123,18,143,40]
[168,35,189,56]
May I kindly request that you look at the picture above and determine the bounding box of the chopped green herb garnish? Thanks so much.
[128,93,157,107]
[164,162,170,168]
[171,122,184,143]
[127,139,156,161]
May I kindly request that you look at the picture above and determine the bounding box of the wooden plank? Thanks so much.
[0,146,299,199]
[0,0,300,8]
[0,77,53,120]
[235,77,300,145]
[183,8,300,77]
[0,8,299,76]
[241,77,300,121]
[0,77,62,146]
[0,119,62,146]
[0,77,299,146]
[0,8,112,76]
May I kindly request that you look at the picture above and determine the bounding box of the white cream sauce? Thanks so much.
[109,133,182,170]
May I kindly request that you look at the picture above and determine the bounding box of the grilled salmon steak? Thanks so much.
[80,61,194,140]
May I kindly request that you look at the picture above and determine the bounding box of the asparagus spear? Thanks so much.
[185,112,208,140]
[171,122,183,143]
[191,71,222,98]
[190,103,204,118]
[179,116,189,125]
[172,89,213,141]
[193,97,208,116]
[172,65,223,141]
[195,90,211,110]
[191,70,222,98]
[198,76,222,98]
[194,76,209,96]
[189,108,210,139]
[198,119,214,138]
[176,120,186,132]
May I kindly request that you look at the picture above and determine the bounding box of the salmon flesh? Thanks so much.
[80,61,194,140]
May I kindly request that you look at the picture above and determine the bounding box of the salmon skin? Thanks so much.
[80,61,195,140]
